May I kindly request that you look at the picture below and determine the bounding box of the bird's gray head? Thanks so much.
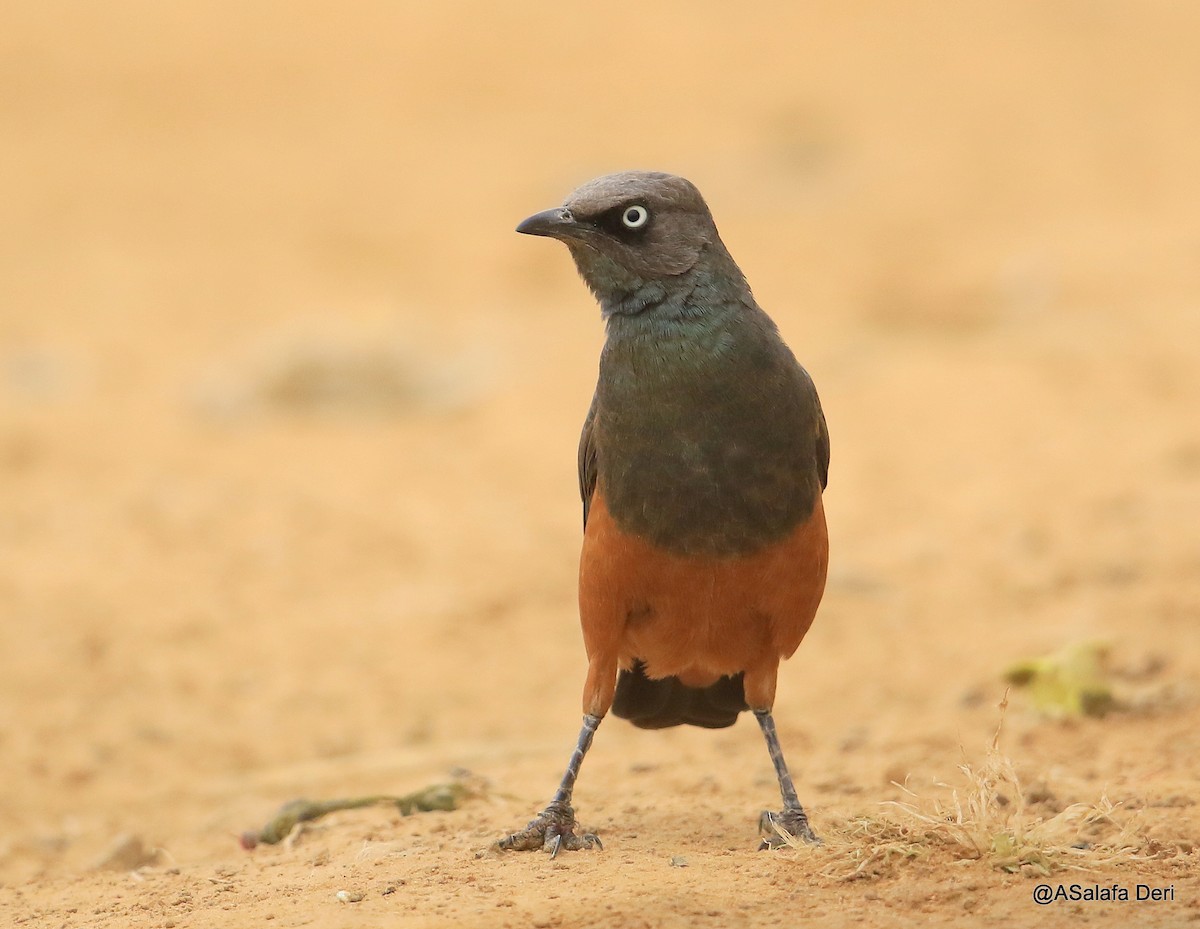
[517,171,741,315]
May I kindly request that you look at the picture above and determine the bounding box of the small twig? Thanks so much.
[240,781,472,849]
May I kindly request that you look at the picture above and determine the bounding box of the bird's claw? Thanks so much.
[546,829,603,859]
[757,809,821,849]
[495,801,602,856]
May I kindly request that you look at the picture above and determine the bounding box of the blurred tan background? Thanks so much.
[2,2,1198,926]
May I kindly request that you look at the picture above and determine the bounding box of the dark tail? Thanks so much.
[611,661,749,729]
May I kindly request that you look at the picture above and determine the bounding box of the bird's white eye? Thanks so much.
[622,205,649,229]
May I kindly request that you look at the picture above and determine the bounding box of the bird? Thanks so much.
[496,171,829,855]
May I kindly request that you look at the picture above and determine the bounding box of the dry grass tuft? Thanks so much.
[773,695,1148,881]
[806,815,931,882]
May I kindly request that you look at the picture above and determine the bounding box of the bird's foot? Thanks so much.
[495,801,602,857]
[758,808,821,849]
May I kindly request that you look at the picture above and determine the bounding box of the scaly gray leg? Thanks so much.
[755,709,820,848]
[496,714,603,856]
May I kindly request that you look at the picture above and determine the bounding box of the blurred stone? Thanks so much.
[194,324,487,419]
[93,833,160,871]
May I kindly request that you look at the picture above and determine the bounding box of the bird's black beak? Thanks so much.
[516,207,580,240]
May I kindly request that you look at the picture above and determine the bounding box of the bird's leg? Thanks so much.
[754,709,821,848]
[495,714,603,856]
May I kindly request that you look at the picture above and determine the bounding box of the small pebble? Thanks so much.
[335,890,365,903]
[670,856,688,868]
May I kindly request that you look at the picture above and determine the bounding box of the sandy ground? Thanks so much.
[2,2,1199,926]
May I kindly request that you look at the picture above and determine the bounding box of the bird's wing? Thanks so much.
[815,405,830,491]
[578,393,599,529]
[795,363,830,491]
